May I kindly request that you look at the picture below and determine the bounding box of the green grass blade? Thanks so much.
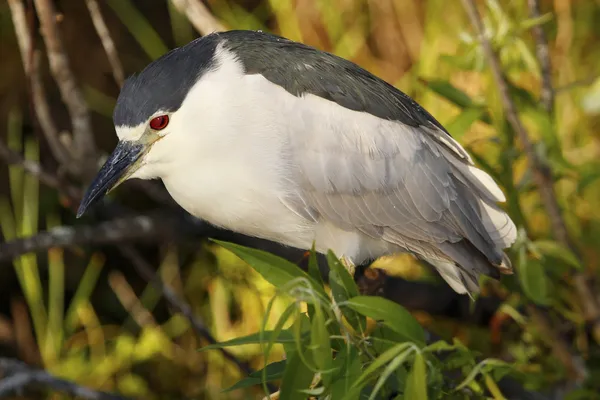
[64,253,105,334]
[7,107,23,223]
[168,0,195,46]
[106,0,169,60]
[46,214,64,362]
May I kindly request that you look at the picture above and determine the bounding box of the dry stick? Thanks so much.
[7,0,71,166]
[460,0,590,380]
[0,214,177,262]
[170,0,226,35]
[33,0,97,172]
[0,358,130,400]
[527,0,553,114]
[85,0,125,87]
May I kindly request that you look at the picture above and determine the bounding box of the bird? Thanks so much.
[77,30,517,295]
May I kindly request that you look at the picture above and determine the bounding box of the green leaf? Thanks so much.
[327,251,366,332]
[106,0,168,60]
[371,325,408,353]
[369,349,414,400]
[423,340,460,353]
[214,240,326,297]
[532,240,582,270]
[307,244,325,322]
[262,303,300,380]
[420,79,474,109]
[198,330,295,351]
[419,79,492,124]
[279,347,315,400]
[343,343,413,400]
[223,361,286,392]
[331,347,361,400]
[446,107,486,140]
[517,247,549,305]
[251,360,287,378]
[577,168,600,194]
[310,306,333,376]
[455,359,510,391]
[404,352,427,400]
[345,296,426,346]
[308,244,324,287]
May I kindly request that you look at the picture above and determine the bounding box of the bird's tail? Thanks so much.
[428,160,517,295]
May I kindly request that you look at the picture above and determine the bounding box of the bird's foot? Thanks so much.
[340,255,356,277]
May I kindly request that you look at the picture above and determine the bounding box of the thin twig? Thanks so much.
[169,0,226,36]
[0,214,179,262]
[33,0,97,172]
[85,0,125,87]
[460,0,591,380]
[527,0,553,113]
[0,358,130,399]
[7,0,32,73]
[7,0,72,165]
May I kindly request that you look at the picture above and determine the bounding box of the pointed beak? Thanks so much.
[77,140,145,217]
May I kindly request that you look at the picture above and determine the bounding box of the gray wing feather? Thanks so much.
[287,111,512,271]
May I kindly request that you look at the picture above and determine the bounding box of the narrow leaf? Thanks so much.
[343,343,412,400]
[279,348,315,400]
[517,247,549,305]
[310,306,332,374]
[446,107,485,140]
[419,79,492,124]
[214,240,325,297]
[404,352,427,400]
[327,251,365,332]
[331,347,361,400]
[224,361,286,392]
[307,244,324,322]
[345,296,426,346]
[532,240,582,270]
[369,349,414,400]
[198,330,295,351]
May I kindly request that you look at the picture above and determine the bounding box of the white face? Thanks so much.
[112,45,250,184]
[113,111,175,181]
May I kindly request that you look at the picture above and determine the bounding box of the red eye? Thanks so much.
[149,115,169,130]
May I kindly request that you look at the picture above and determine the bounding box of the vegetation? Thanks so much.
[0,0,599,399]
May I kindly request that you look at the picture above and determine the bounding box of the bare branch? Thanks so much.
[7,0,72,165]
[527,0,553,113]
[85,0,125,87]
[0,214,179,262]
[0,358,130,399]
[169,0,226,36]
[33,0,97,171]
[460,0,593,380]
[7,0,32,73]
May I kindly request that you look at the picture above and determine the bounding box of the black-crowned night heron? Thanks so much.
[77,30,516,295]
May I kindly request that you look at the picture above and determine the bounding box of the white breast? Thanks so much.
[155,47,315,250]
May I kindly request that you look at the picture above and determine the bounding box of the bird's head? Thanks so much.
[77,35,223,217]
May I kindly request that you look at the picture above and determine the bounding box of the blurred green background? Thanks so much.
[1,0,600,399]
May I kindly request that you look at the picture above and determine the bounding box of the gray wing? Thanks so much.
[284,95,516,291]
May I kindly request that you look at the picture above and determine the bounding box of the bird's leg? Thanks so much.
[340,255,356,277]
